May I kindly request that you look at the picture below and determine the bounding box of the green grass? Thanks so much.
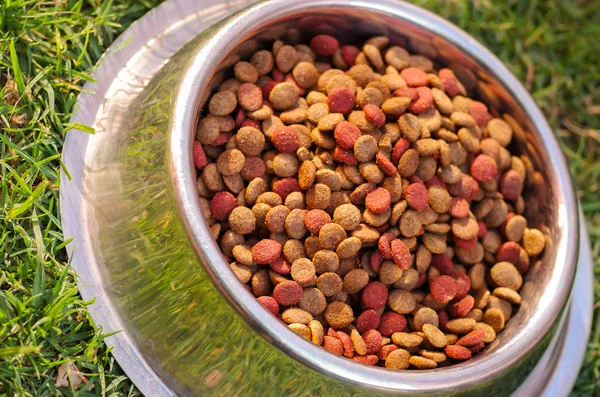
[0,0,598,396]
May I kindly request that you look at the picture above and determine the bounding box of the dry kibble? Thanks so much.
[490,261,523,291]
[195,32,546,370]
[392,332,423,348]
[325,301,354,329]
[484,308,505,333]
[523,228,545,256]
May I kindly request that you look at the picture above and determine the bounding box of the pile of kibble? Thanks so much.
[193,33,546,369]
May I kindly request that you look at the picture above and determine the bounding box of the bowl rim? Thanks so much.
[171,0,579,391]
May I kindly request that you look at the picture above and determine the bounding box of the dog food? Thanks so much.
[193,32,546,369]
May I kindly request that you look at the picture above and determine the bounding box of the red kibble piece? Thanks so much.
[445,344,472,360]
[363,104,386,127]
[391,239,411,270]
[336,331,355,358]
[356,309,381,333]
[392,138,410,165]
[304,209,331,235]
[334,121,361,149]
[273,178,301,200]
[257,296,279,316]
[449,295,475,318]
[468,101,492,126]
[378,312,407,336]
[405,183,429,210]
[370,251,384,274]
[252,239,282,264]
[362,281,389,310]
[377,344,398,360]
[454,237,477,250]
[496,241,521,264]
[376,152,398,176]
[240,119,261,130]
[426,175,447,190]
[351,355,379,365]
[363,329,383,355]
[333,146,359,165]
[272,69,285,82]
[415,272,428,288]
[449,198,470,218]
[241,156,266,180]
[341,45,360,66]
[237,83,263,111]
[430,275,457,303]
[272,126,300,153]
[310,34,339,56]
[273,280,303,306]
[500,170,524,200]
[477,221,488,238]
[449,175,479,202]
[210,191,237,221]
[262,80,278,98]
[323,335,344,356]
[400,67,429,87]
[394,87,419,101]
[328,88,356,114]
[327,328,337,338]
[457,329,485,347]
[241,118,261,130]
[235,107,246,128]
[270,256,291,275]
[470,154,498,182]
[193,141,208,169]
[212,131,233,146]
[439,68,461,97]
[365,188,392,214]
[431,254,454,276]
[468,342,486,354]
[453,273,471,300]
[378,232,395,259]
[408,86,434,114]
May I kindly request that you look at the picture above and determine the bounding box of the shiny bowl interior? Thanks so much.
[170,0,579,392]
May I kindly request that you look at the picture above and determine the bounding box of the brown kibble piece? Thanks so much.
[293,62,319,88]
[229,207,256,234]
[484,308,505,333]
[422,324,447,348]
[319,223,347,250]
[385,348,411,369]
[288,323,312,340]
[317,272,343,297]
[325,301,354,328]
[337,237,362,259]
[490,261,523,291]
[445,318,477,334]
[282,308,313,325]
[523,228,545,256]
[333,204,362,231]
[291,258,316,285]
[391,332,423,348]
[388,289,416,314]
[270,82,299,110]
[413,307,439,331]
[299,288,327,315]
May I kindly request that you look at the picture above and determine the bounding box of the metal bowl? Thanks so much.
[60,0,579,395]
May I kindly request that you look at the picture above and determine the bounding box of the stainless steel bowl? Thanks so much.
[60,0,579,395]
